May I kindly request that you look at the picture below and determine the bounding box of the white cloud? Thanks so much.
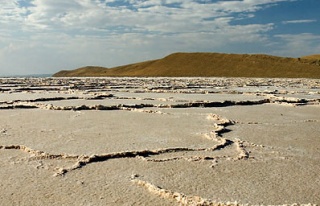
[0,1,27,21]
[282,19,317,24]
[0,0,288,34]
[211,0,292,13]
[272,33,320,57]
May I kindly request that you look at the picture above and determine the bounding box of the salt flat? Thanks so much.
[0,77,319,206]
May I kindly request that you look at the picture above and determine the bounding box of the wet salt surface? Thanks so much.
[0,77,319,206]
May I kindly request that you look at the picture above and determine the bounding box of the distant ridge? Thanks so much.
[53,52,320,78]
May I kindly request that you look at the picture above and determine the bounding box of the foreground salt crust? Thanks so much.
[0,77,319,205]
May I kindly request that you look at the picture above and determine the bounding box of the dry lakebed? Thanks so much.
[0,77,319,206]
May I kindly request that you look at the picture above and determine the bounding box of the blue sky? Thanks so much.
[0,0,319,75]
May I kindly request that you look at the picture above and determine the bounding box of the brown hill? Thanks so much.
[301,54,320,60]
[53,52,320,78]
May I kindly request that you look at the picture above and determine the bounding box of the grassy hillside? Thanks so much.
[53,52,320,78]
[301,54,320,60]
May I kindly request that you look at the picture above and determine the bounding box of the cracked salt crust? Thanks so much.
[0,77,319,205]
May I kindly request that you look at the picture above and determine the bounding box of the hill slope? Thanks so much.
[53,52,320,78]
[301,54,320,60]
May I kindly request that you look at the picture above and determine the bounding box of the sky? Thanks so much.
[0,0,319,76]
